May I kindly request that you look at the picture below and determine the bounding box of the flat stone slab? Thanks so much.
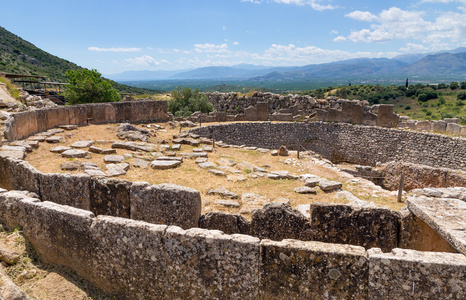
[84,169,107,177]
[71,140,95,148]
[155,156,183,161]
[195,158,208,164]
[61,149,88,158]
[60,162,80,171]
[208,169,226,176]
[304,178,320,187]
[58,125,78,130]
[294,186,317,194]
[198,162,217,169]
[106,164,127,177]
[150,160,182,170]
[111,142,154,152]
[171,144,181,151]
[214,200,240,208]
[45,136,62,143]
[29,136,46,142]
[101,149,117,155]
[50,146,72,153]
[88,146,103,153]
[180,152,208,158]
[319,180,342,192]
[104,155,125,163]
[207,187,239,199]
[407,197,466,255]
[132,158,150,168]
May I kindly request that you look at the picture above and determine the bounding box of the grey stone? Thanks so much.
[132,158,150,168]
[213,199,240,208]
[208,169,226,176]
[84,169,107,177]
[155,156,183,161]
[60,162,80,171]
[88,146,103,153]
[50,146,72,153]
[198,162,216,169]
[104,155,125,164]
[319,180,342,192]
[150,160,182,169]
[106,164,127,177]
[294,186,317,194]
[61,149,88,158]
[199,211,250,234]
[71,140,94,148]
[207,187,239,199]
[45,136,62,143]
[195,157,208,164]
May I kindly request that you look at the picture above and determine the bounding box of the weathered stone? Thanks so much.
[294,186,317,194]
[50,146,72,153]
[407,196,466,255]
[88,146,103,153]
[60,162,80,171]
[71,140,94,148]
[112,142,154,152]
[106,164,127,177]
[198,162,216,169]
[38,173,91,210]
[195,157,208,164]
[251,202,310,241]
[207,187,239,199]
[101,148,117,155]
[155,156,183,161]
[58,124,78,130]
[150,160,182,170]
[199,211,250,234]
[217,158,237,167]
[132,158,150,168]
[310,203,400,252]
[45,136,62,143]
[261,239,368,299]
[278,145,288,156]
[304,178,320,187]
[61,149,88,158]
[208,169,226,176]
[130,182,201,228]
[0,146,26,160]
[90,178,131,218]
[368,248,466,299]
[104,155,125,164]
[84,169,107,177]
[319,180,342,192]
[213,199,240,208]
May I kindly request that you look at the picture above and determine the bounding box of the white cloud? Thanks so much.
[241,0,335,10]
[233,41,240,45]
[333,36,347,42]
[345,11,378,22]
[88,47,141,52]
[400,43,427,53]
[194,43,230,53]
[330,30,339,35]
[421,0,466,3]
[124,55,170,66]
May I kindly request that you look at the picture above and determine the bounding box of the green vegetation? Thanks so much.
[168,86,213,117]
[64,69,120,104]
[0,75,20,99]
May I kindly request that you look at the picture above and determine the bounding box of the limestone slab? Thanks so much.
[71,140,94,148]
[61,149,88,158]
[150,160,182,170]
[407,196,466,255]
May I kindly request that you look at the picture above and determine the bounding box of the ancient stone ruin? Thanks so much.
[0,99,465,299]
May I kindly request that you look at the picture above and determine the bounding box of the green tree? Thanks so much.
[457,91,466,101]
[64,69,120,104]
[168,87,213,117]
[450,81,459,90]
[460,82,466,89]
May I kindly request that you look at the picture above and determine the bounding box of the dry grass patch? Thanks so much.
[24,122,403,216]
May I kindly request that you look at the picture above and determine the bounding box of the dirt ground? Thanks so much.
[24,122,404,214]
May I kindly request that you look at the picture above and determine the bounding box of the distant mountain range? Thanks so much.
[107,47,466,83]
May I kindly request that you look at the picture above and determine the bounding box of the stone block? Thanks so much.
[432,120,447,133]
[45,108,60,129]
[398,208,457,252]
[90,178,131,218]
[89,216,168,297]
[89,104,109,124]
[315,109,328,121]
[244,106,258,121]
[199,211,250,235]
[130,182,201,229]
[38,173,91,210]
[251,203,311,241]
[163,226,260,299]
[446,122,462,135]
[256,102,269,121]
[415,120,432,131]
[309,203,400,252]
[327,108,343,123]
[376,104,398,128]
[75,105,90,126]
[362,112,377,126]
[407,197,466,255]
[368,248,466,299]
[260,239,368,299]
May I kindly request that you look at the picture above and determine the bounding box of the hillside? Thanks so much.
[401,52,466,77]
[0,26,156,94]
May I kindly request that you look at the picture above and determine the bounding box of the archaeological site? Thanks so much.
[0,91,465,299]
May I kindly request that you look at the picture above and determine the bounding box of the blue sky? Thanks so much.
[2,0,466,75]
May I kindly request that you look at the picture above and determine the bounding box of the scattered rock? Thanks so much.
[213,200,240,208]
[58,125,78,130]
[208,169,226,176]
[45,136,62,143]
[60,162,80,171]
[271,150,278,156]
[89,146,103,154]
[294,186,317,194]
[150,160,182,170]
[278,145,289,156]
[207,187,239,199]
[61,149,88,158]
[84,169,107,177]
[106,164,127,177]
[104,155,125,164]
[195,158,208,164]
[227,175,247,182]
[198,162,217,169]
[132,158,150,168]
[304,178,320,187]
[319,180,343,192]
[71,140,94,148]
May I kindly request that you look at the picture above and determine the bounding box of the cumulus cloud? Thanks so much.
[194,43,230,53]
[333,36,347,42]
[233,41,240,45]
[345,11,378,22]
[400,43,428,53]
[88,47,141,52]
[124,55,170,66]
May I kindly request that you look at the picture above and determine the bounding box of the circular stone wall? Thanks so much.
[190,122,466,170]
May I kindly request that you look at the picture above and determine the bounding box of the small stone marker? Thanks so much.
[71,140,94,148]
[208,169,226,176]
[294,186,317,194]
[60,162,80,171]
[198,162,217,169]
[106,164,127,177]
[45,136,62,143]
[89,146,103,154]
[319,180,342,192]
[50,146,72,153]
[207,187,239,199]
[133,158,150,168]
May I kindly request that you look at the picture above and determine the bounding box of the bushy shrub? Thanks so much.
[64,69,120,104]
[457,91,466,100]
[418,90,438,102]
[404,105,411,110]
[168,87,213,117]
